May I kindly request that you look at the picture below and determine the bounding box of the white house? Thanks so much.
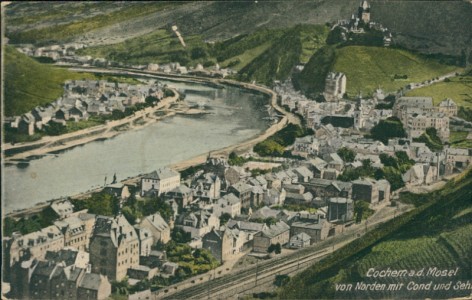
[141,168,180,196]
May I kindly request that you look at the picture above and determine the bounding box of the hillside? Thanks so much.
[371,1,472,56]
[3,46,95,116]
[333,46,459,97]
[237,25,328,85]
[279,169,472,299]
[294,46,460,98]
[293,46,336,98]
[5,1,471,56]
[406,75,472,108]
[79,24,328,86]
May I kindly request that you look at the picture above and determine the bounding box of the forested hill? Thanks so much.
[279,169,472,299]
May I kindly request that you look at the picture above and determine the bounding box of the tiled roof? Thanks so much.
[260,221,290,238]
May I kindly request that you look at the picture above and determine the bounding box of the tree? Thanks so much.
[268,243,282,254]
[326,27,345,45]
[395,151,414,169]
[141,196,173,223]
[191,47,208,60]
[38,207,58,228]
[382,167,405,191]
[228,152,246,166]
[171,227,192,244]
[253,140,285,157]
[145,95,159,106]
[337,147,356,163]
[71,192,119,216]
[380,153,398,168]
[122,206,137,225]
[354,200,373,220]
[370,117,406,144]
[274,243,282,254]
[219,213,231,225]
[111,109,126,120]
[44,121,67,136]
[264,217,278,226]
[164,88,175,98]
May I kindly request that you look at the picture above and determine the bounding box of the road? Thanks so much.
[403,71,459,92]
[152,202,411,300]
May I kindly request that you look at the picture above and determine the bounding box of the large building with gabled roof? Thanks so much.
[89,215,139,281]
[141,167,180,196]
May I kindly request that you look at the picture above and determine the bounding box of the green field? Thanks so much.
[279,169,472,299]
[406,75,472,108]
[449,131,472,149]
[332,46,460,97]
[4,46,96,116]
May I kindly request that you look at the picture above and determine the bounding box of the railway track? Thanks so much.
[157,203,412,299]
[159,248,333,300]
[158,231,359,300]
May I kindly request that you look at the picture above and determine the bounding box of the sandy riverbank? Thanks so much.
[4,72,299,219]
[3,90,180,162]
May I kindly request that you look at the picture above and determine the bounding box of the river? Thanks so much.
[3,80,270,213]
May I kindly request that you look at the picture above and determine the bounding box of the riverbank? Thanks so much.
[3,89,179,162]
[4,69,299,218]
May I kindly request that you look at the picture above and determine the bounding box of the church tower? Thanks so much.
[358,0,371,23]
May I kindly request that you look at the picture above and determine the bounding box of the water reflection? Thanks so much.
[3,83,269,213]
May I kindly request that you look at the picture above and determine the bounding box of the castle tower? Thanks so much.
[358,0,371,23]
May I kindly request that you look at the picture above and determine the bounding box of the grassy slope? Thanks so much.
[80,24,328,86]
[406,75,472,108]
[80,28,287,69]
[332,46,459,97]
[4,45,96,116]
[6,2,118,28]
[294,45,336,97]
[238,24,328,85]
[450,131,472,149]
[79,29,209,65]
[7,2,179,44]
[279,169,472,299]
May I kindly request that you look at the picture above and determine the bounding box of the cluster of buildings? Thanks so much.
[134,158,393,265]
[16,42,235,80]
[3,198,178,299]
[7,79,164,136]
[3,150,398,299]
[276,77,393,131]
[393,96,457,142]
[146,62,235,78]
[277,75,470,187]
